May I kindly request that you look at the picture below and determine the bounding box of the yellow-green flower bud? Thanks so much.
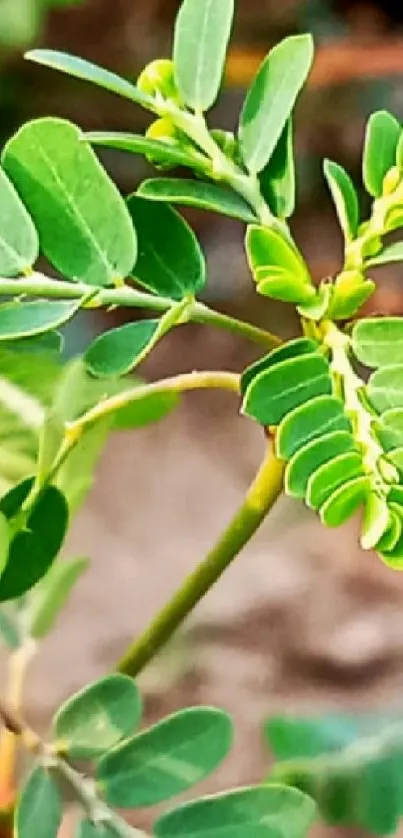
[137,59,183,105]
[382,165,401,196]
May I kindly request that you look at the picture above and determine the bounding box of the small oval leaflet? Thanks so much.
[85,132,204,172]
[154,784,316,838]
[276,395,351,461]
[241,337,317,397]
[319,475,369,528]
[352,318,403,368]
[127,196,205,300]
[96,706,233,808]
[53,674,142,758]
[323,159,359,242]
[361,492,391,550]
[0,166,38,276]
[239,35,313,174]
[285,431,356,499]
[137,178,257,223]
[16,765,62,838]
[246,224,312,286]
[306,451,364,511]
[2,118,137,286]
[363,110,401,198]
[173,0,235,111]
[85,320,160,378]
[0,300,83,341]
[367,365,403,413]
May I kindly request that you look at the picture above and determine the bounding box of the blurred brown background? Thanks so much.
[3,1,403,834]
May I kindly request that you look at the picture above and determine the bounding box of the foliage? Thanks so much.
[0,0,402,833]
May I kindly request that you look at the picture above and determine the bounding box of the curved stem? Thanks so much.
[117,444,285,677]
[0,275,281,350]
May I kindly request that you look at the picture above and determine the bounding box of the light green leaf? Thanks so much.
[353,317,403,367]
[137,178,257,223]
[323,159,359,241]
[328,273,375,321]
[127,196,205,300]
[4,331,63,355]
[2,118,137,286]
[380,409,403,444]
[363,111,401,197]
[76,820,116,838]
[246,225,315,303]
[319,475,369,527]
[297,284,332,321]
[256,267,316,305]
[0,480,69,601]
[242,353,332,426]
[16,766,62,838]
[285,431,355,499]
[239,35,313,174]
[367,365,403,413]
[53,674,142,758]
[388,447,403,474]
[154,785,316,838]
[96,707,233,808]
[259,118,295,219]
[306,451,363,510]
[361,492,391,550]
[28,557,89,639]
[0,167,38,276]
[376,505,402,552]
[173,0,235,111]
[85,132,204,171]
[241,338,318,397]
[0,300,82,341]
[26,50,154,110]
[276,395,351,460]
[367,241,403,268]
[85,320,159,378]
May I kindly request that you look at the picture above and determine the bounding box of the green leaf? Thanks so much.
[352,318,403,368]
[53,674,142,758]
[16,766,62,838]
[376,505,403,552]
[0,480,69,601]
[2,118,137,286]
[85,132,203,171]
[4,331,63,355]
[306,451,363,510]
[367,365,403,413]
[388,447,403,474]
[154,785,316,838]
[0,300,82,341]
[328,273,375,320]
[127,196,205,300]
[137,178,257,223]
[242,353,332,426]
[323,159,359,241]
[259,119,295,219]
[96,707,233,808]
[239,35,313,174]
[85,320,159,378]
[76,820,116,838]
[246,225,315,304]
[0,514,10,578]
[363,111,401,198]
[361,492,391,550]
[241,338,318,396]
[319,475,369,527]
[297,284,332,321]
[28,556,89,639]
[367,241,403,268]
[380,409,403,444]
[285,431,355,499]
[276,395,351,460]
[26,50,154,110]
[266,714,360,761]
[0,167,38,276]
[173,0,235,111]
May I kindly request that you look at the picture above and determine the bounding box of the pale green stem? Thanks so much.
[117,445,285,677]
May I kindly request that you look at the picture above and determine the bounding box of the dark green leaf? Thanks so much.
[306,451,363,510]
[127,196,205,299]
[239,35,313,174]
[319,475,369,527]
[2,118,137,286]
[0,514,10,578]
[137,178,257,223]
[85,320,159,377]
[53,674,142,758]
[0,481,69,601]
[367,241,403,268]
[16,766,62,838]
[173,0,235,111]
[241,338,318,396]
[367,365,403,413]
[276,395,351,460]
[28,557,89,639]
[363,111,401,197]
[323,159,359,241]
[242,353,331,426]
[259,119,295,219]
[353,317,403,367]
[285,431,355,499]
[0,166,38,276]
[26,50,154,109]
[85,132,203,170]
[154,785,316,838]
[0,300,82,341]
[96,707,233,807]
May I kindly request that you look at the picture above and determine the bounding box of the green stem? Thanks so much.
[117,445,285,677]
[0,274,280,350]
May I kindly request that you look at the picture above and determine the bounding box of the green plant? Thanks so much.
[0,0,403,834]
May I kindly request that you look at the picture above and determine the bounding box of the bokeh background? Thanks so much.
[3,1,403,834]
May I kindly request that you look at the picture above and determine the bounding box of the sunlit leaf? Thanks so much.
[353,318,403,368]
[361,492,391,550]
[367,365,403,413]
[323,159,359,241]
[319,475,369,527]
[137,178,256,222]
[0,166,38,276]
[306,451,363,510]
[363,111,401,197]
